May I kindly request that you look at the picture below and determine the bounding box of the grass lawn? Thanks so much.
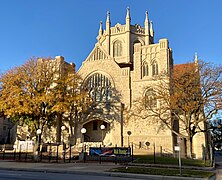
[133,155,211,167]
[111,166,215,178]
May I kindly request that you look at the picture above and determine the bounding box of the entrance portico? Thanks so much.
[81,120,110,144]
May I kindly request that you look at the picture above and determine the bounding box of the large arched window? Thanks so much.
[113,40,122,57]
[145,88,157,109]
[152,62,158,76]
[84,73,113,102]
[142,62,149,77]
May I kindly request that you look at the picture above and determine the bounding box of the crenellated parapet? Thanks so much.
[110,24,126,35]
[131,24,145,35]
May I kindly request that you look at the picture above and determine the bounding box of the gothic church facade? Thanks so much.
[77,9,206,158]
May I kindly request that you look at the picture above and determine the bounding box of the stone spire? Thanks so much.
[194,52,199,64]
[125,7,131,62]
[194,52,199,72]
[144,11,150,45]
[106,11,110,31]
[126,7,131,31]
[126,6,131,19]
[99,21,103,36]
[106,11,111,55]
[145,11,149,23]
[150,20,154,37]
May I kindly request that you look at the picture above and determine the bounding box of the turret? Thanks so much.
[194,52,199,72]
[106,11,111,55]
[125,7,131,62]
[106,11,110,33]
[99,21,103,37]
[150,21,154,43]
[194,52,198,64]
[144,11,150,45]
[125,7,131,32]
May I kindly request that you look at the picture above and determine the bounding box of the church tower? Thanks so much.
[95,8,158,66]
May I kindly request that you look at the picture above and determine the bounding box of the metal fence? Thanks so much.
[0,143,134,164]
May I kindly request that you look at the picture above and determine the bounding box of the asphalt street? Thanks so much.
[0,170,143,180]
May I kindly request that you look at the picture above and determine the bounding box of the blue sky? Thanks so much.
[0,0,221,72]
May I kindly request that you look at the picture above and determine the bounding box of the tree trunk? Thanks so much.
[56,113,62,143]
[187,136,193,158]
[68,113,75,145]
[73,108,79,145]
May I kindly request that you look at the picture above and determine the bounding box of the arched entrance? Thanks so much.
[82,120,110,143]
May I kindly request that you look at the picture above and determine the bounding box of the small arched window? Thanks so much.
[142,62,149,77]
[145,89,157,109]
[113,40,122,57]
[152,62,158,76]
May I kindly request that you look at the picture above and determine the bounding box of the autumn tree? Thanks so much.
[130,60,222,158]
[0,86,4,118]
[0,58,58,141]
[0,57,90,144]
[50,62,91,144]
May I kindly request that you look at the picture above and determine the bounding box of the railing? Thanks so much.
[0,144,13,151]
[0,143,134,164]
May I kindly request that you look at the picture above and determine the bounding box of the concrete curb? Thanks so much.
[128,163,215,171]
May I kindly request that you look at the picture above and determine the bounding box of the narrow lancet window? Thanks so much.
[142,62,149,77]
[113,40,122,57]
[152,62,158,76]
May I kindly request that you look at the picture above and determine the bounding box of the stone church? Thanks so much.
[10,8,207,159]
[76,8,207,159]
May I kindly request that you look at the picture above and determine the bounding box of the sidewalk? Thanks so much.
[0,160,216,180]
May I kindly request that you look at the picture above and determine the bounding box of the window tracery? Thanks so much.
[145,88,157,109]
[84,73,112,102]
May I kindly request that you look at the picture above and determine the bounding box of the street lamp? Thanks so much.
[61,125,66,144]
[61,125,66,162]
[37,129,41,144]
[61,126,66,141]
[127,131,132,147]
[120,103,124,147]
[81,128,86,152]
[81,127,87,163]
[100,124,105,146]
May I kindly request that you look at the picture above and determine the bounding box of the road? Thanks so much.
[0,170,142,180]
[215,151,222,180]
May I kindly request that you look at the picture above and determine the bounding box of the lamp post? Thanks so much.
[127,131,132,147]
[61,126,66,144]
[81,128,87,163]
[100,124,105,146]
[61,125,66,163]
[81,128,86,152]
[120,103,124,147]
[36,129,41,158]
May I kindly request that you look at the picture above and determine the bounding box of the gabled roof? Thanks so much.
[84,45,111,62]
[173,63,196,78]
